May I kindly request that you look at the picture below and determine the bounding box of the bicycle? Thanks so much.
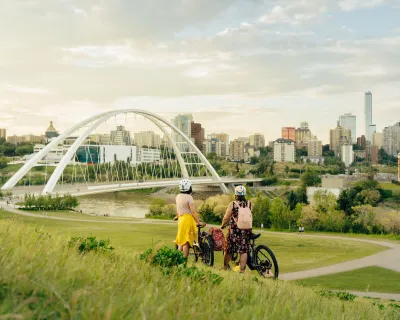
[222,227,279,279]
[175,221,214,267]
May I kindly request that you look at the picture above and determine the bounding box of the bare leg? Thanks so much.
[224,252,232,269]
[182,243,190,258]
[239,253,247,273]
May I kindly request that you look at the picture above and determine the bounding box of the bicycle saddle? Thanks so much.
[250,233,261,240]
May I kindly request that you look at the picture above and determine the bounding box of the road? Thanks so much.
[1,201,399,300]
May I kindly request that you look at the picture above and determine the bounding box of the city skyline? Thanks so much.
[1,1,400,142]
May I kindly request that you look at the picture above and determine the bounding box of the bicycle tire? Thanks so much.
[200,235,214,267]
[254,245,279,279]
[189,244,200,263]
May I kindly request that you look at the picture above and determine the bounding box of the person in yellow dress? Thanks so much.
[174,179,199,259]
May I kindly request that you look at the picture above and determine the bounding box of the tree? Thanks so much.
[0,157,8,170]
[252,195,271,228]
[314,190,337,214]
[250,156,259,165]
[284,165,290,177]
[360,189,381,207]
[15,144,34,156]
[270,198,290,229]
[300,170,321,187]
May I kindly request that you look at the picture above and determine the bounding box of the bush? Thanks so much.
[288,173,300,178]
[261,176,278,186]
[68,236,114,254]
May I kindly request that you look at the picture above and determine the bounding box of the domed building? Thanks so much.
[45,121,59,143]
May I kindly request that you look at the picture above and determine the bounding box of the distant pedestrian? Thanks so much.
[301,226,305,234]
[298,225,301,234]
[261,223,264,230]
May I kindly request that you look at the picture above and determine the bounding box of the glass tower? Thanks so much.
[364,91,373,142]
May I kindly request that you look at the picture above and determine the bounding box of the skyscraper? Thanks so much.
[191,122,205,153]
[364,91,373,142]
[338,113,356,144]
[110,126,131,145]
[249,133,265,149]
[330,124,351,155]
[171,114,193,151]
[281,127,296,141]
[0,128,6,139]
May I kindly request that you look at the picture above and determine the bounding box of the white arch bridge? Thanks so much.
[2,109,262,197]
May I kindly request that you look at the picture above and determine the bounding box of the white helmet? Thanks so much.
[235,185,246,196]
[179,179,192,192]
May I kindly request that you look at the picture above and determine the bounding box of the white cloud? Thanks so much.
[1,85,50,95]
[73,8,87,17]
[338,0,385,11]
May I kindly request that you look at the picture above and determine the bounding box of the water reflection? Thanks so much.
[77,192,154,218]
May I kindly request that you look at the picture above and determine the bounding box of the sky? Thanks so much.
[1,0,400,144]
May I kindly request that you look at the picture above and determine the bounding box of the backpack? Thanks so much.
[209,227,225,251]
[233,201,252,230]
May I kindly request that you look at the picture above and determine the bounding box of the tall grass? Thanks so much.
[0,220,398,319]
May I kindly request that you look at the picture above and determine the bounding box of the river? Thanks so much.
[77,192,166,218]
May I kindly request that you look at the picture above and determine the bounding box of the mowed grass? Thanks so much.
[379,182,400,196]
[0,210,387,273]
[0,220,398,320]
[296,266,400,294]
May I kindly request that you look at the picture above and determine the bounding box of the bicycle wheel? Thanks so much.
[188,243,200,264]
[254,245,279,279]
[200,235,214,267]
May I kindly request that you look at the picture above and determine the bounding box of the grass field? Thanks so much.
[379,182,400,196]
[0,209,387,273]
[296,266,400,294]
[0,220,398,320]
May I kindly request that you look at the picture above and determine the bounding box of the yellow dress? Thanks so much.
[175,214,197,247]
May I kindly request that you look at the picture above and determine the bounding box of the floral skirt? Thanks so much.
[225,227,252,254]
[175,214,197,247]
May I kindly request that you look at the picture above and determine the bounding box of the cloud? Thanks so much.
[338,0,385,11]
[1,84,50,95]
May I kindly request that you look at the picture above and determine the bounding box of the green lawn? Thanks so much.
[2,221,397,319]
[379,182,400,196]
[296,266,400,294]
[0,209,387,273]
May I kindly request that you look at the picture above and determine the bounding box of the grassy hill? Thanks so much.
[0,220,398,319]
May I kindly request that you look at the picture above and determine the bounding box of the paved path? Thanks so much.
[2,201,400,300]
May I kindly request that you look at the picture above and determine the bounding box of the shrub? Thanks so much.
[261,176,278,186]
[68,236,114,254]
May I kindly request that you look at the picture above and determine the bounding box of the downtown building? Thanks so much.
[134,131,161,148]
[383,122,400,156]
[330,124,351,156]
[281,127,296,141]
[204,133,229,158]
[229,139,245,161]
[295,122,312,148]
[307,135,323,156]
[191,122,205,153]
[364,91,376,143]
[338,113,356,144]
[171,114,193,151]
[273,138,295,163]
[111,126,131,145]
[0,128,6,139]
[249,133,265,149]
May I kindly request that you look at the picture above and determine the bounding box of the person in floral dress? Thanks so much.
[221,185,252,273]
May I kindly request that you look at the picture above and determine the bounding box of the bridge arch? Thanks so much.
[2,109,229,194]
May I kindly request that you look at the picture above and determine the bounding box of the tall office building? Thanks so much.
[330,124,351,155]
[207,133,229,158]
[0,128,6,139]
[110,126,131,145]
[341,144,354,167]
[372,132,383,148]
[383,122,400,156]
[338,113,356,144]
[295,122,312,147]
[134,131,161,148]
[364,91,375,143]
[249,133,265,149]
[308,135,323,156]
[281,127,296,141]
[273,139,295,163]
[172,114,193,151]
[190,122,205,153]
[229,139,245,161]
